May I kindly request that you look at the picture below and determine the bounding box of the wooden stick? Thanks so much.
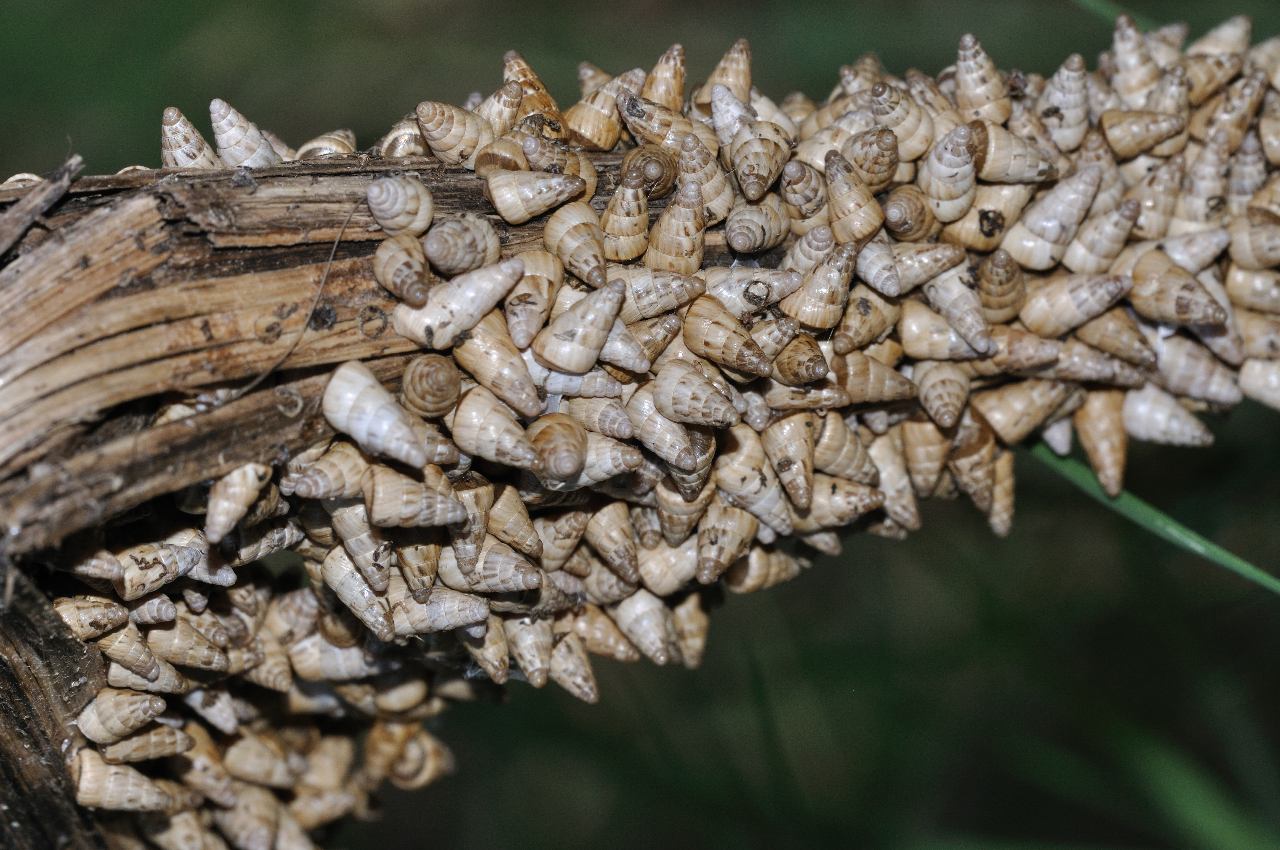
[0,153,769,556]
[0,154,83,256]
[0,569,107,848]
[0,353,414,556]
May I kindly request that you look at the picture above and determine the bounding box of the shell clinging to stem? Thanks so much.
[31,16,1280,842]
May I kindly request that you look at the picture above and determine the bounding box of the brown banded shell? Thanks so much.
[616,91,718,157]
[954,34,1011,123]
[644,181,706,275]
[452,310,544,417]
[373,233,431,308]
[205,462,271,545]
[377,114,427,158]
[415,101,494,168]
[445,386,540,471]
[208,98,281,168]
[367,176,434,237]
[160,107,219,169]
[731,118,791,201]
[72,748,171,812]
[621,144,678,199]
[504,50,568,141]
[825,151,883,243]
[694,38,752,116]
[55,595,129,640]
[544,201,608,288]
[565,72,634,151]
[869,81,934,161]
[505,250,565,348]
[297,128,357,158]
[600,166,650,261]
[394,258,525,349]
[527,413,589,481]
[780,159,831,236]
[517,133,599,199]
[485,169,585,225]
[676,133,735,226]
[533,280,624,374]
[475,80,523,137]
[423,215,500,276]
[916,124,978,223]
[77,688,166,745]
[641,44,686,113]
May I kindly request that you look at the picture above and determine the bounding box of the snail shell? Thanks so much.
[322,361,427,468]
[423,214,500,277]
[725,192,789,254]
[414,101,494,168]
[393,258,524,349]
[377,114,427,158]
[621,143,678,199]
[643,181,705,275]
[474,80,523,138]
[504,250,565,349]
[543,201,608,289]
[532,279,624,374]
[77,687,166,745]
[205,462,271,544]
[485,169,585,225]
[954,33,1011,123]
[825,151,884,243]
[373,232,431,307]
[367,176,434,237]
[600,166,650,261]
[72,749,171,812]
[527,413,589,481]
[209,97,281,168]
[915,124,977,223]
[297,128,357,159]
[160,106,220,169]
[400,353,461,419]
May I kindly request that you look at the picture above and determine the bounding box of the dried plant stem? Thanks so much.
[0,154,82,256]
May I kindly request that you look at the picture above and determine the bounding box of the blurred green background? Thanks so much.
[6,2,1280,847]
[1,0,1277,177]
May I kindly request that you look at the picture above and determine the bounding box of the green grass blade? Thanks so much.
[1029,443,1280,597]
[1113,731,1280,850]
[1068,0,1157,31]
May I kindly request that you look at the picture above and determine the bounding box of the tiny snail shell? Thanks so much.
[208,97,281,169]
[620,143,678,199]
[373,233,431,308]
[322,361,427,468]
[415,100,494,168]
[160,106,220,169]
[204,462,272,545]
[367,175,435,237]
[297,128,357,159]
[484,169,585,225]
[377,115,427,158]
[423,214,501,277]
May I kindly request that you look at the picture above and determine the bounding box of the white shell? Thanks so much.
[209,98,282,168]
[322,362,427,468]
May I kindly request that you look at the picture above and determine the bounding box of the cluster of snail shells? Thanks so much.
[46,13,1280,847]
[54,507,472,850]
